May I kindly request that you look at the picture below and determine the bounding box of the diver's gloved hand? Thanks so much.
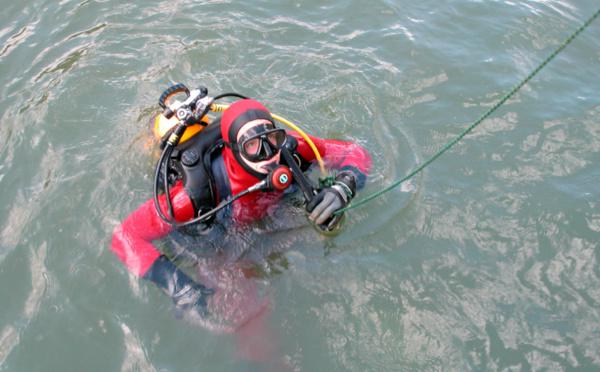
[306,171,357,229]
[170,279,214,317]
[143,255,214,316]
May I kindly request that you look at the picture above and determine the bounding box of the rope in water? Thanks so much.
[336,8,600,214]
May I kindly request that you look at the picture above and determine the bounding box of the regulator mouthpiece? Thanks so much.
[267,165,292,191]
[245,165,292,194]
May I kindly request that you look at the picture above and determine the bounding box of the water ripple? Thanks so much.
[1,0,599,370]
[0,243,48,366]
[0,24,36,59]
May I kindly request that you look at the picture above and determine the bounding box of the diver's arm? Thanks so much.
[111,187,212,314]
[110,183,195,277]
[288,132,372,188]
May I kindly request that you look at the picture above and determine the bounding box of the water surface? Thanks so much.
[1,0,599,370]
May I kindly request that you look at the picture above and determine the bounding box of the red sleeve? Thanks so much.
[288,132,372,183]
[110,184,195,277]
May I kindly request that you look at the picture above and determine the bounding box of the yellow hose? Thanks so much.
[211,103,327,175]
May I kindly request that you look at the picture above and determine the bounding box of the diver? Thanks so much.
[110,90,371,358]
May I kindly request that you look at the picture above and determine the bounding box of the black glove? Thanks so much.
[144,255,214,316]
[306,171,357,230]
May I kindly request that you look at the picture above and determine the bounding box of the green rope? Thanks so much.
[336,8,600,215]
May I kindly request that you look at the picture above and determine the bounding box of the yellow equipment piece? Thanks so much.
[153,114,208,144]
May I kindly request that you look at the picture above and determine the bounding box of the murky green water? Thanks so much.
[1,0,599,371]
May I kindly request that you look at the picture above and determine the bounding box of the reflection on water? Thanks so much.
[1,0,599,370]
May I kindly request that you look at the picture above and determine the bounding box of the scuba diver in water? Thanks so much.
[110,85,371,360]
